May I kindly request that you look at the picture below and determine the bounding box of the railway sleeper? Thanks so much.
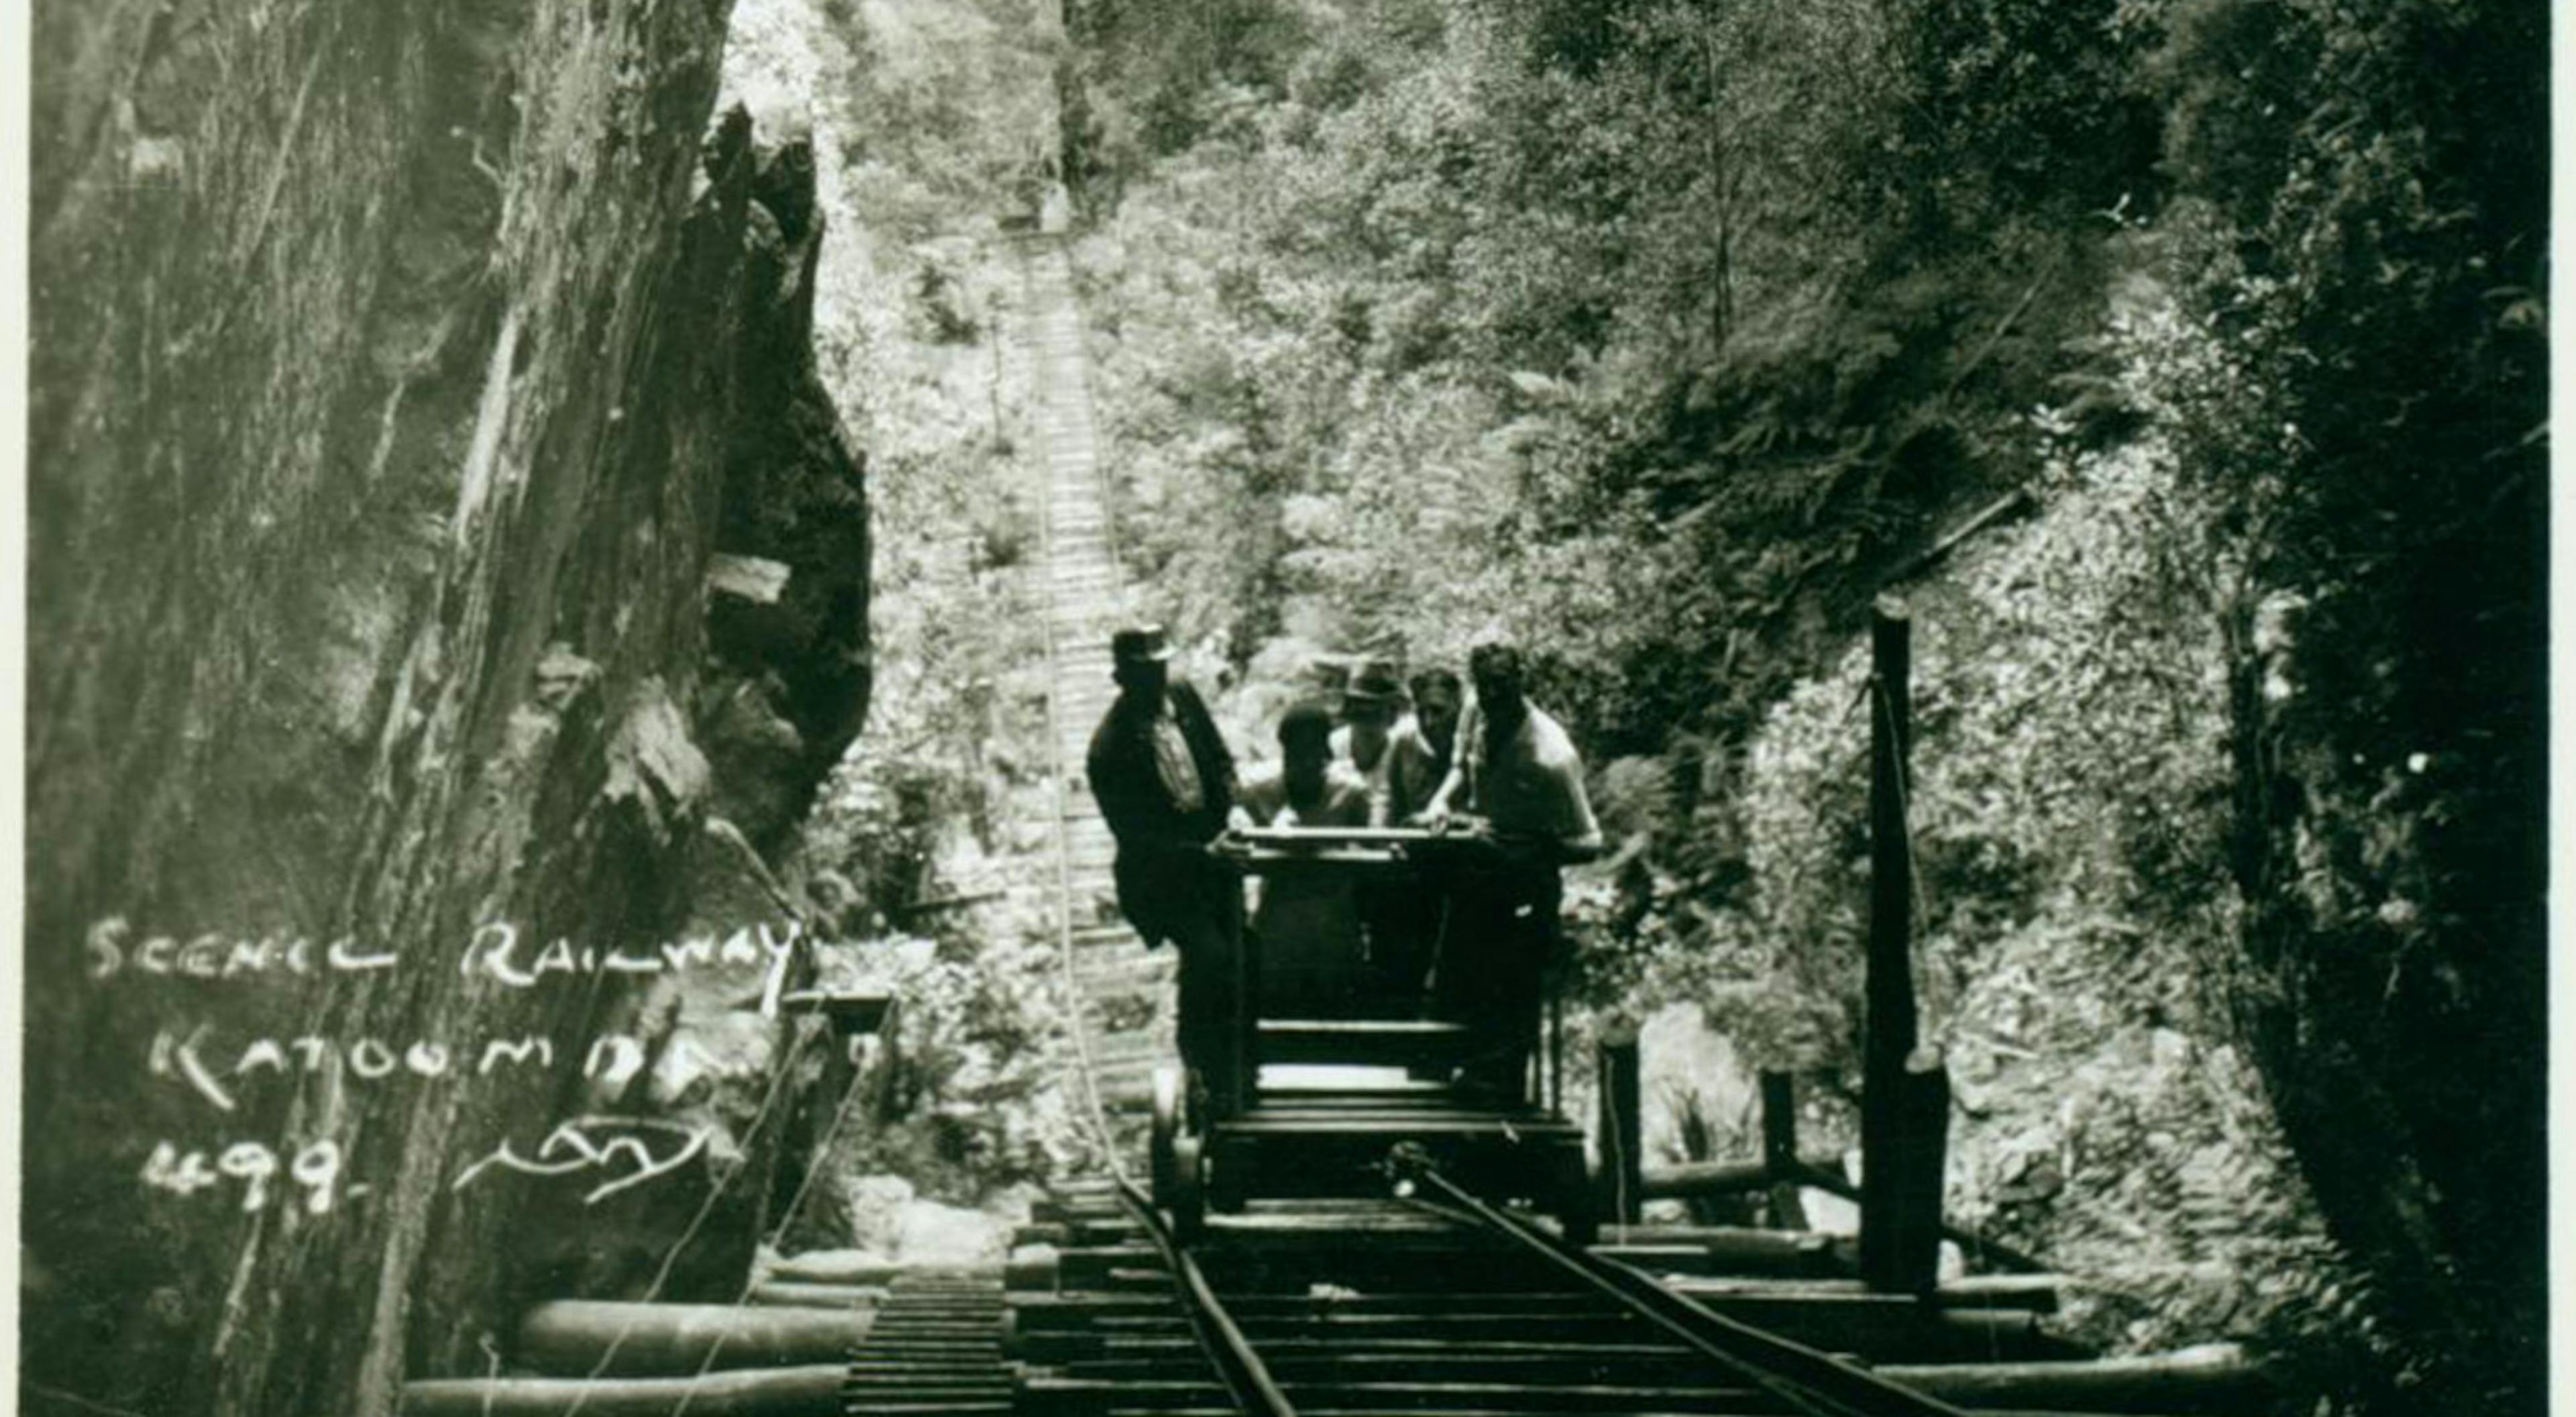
[1019,1374,1813,1415]
[1056,1360,1782,1391]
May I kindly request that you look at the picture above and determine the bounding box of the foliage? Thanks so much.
[1061,0,2544,1408]
[730,0,1104,1212]
[2127,1,2548,1407]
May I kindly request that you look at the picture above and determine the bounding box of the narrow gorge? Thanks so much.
[18,1,2545,1416]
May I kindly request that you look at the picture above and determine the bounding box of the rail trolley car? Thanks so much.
[1146,824,1601,1243]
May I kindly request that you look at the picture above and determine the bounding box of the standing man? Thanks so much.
[1332,658,1443,827]
[1330,658,1448,1006]
[1086,625,1245,1116]
[1425,641,1604,1096]
[1403,667,1464,821]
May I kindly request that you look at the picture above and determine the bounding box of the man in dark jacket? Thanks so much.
[1086,625,1246,1116]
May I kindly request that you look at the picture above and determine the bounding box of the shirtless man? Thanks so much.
[1424,641,1604,1095]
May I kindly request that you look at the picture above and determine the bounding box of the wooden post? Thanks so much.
[1760,1071,1810,1230]
[1595,1020,1644,1226]
[1886,1045,1951,1291]
[1226,912,1259,1120]
[1861,600,1941,1292]
[1548,994,1566,1113]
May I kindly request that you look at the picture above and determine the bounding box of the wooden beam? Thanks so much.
[1760,1070,1811,1230]
[1784,1160,2048,1274]
[1640,1153,1846,1198]
[512,1302,863,1377]
[401,1365,847,1416]
[759,1249,906,1285]
[1597,1019,1644,1224]
[1880,1343,2279,1414]
[1878,1047,1951,1293]
[1885,488,2039,586]
[742,1279,886,1310]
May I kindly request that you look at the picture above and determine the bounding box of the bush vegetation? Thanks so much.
[1058,0,2543,1410]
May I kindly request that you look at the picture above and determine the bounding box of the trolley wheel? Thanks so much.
[1170,1134,1207,1244]
[1150,1067,1183,1206]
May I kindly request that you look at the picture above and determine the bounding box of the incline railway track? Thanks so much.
[983,230,2275,1417]
[392,235,2281,1417]
[1011,1178,1990,1417]
[1014,1180,2002,1417]
[1013,233,1171,1122]
[1004,1174,2279,1417]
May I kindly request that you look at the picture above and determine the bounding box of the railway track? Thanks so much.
[982,231,2274,1417]
[1010,1182,1964,1417]
[839,1269,1013,1417]
[1003,1174,2280,1417]
[1012,232,1171,1119]
[394,224,2282,1417]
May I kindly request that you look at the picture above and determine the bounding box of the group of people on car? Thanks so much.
[1084,625,1600,1117]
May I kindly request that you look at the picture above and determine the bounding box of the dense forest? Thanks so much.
[1009,1,2542,1412]
[19,0,2546,1412]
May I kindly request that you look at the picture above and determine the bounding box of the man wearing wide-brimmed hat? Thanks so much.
[1085,624,1245,1114]
[1331,656,1450,1008]
[1330,656,1444,829]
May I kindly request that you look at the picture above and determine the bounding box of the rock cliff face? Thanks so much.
[25,3,867,1414]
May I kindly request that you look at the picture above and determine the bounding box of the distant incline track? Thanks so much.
[1012,235,1171,1118]
[989,241,2276,1417]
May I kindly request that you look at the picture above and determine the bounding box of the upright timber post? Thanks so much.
[1760,1071,1809,1230]
[1596,1020,1644,1226]
[1860,599,1943,1292]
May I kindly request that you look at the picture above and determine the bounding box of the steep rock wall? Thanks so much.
[25,2,868,1414]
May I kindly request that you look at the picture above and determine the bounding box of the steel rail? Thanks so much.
[1111,1178,1300,1417]
[1020,223,1277,1417]
[1020,235,1128,1185]
[1405,1163,1978,1417]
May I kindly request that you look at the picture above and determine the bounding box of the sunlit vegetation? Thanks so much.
[1057,1,2544,1410]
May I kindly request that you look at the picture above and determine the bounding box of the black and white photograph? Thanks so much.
[12,1,2551,1415]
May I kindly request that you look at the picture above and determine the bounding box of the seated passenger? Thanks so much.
[1232,702,1373,1016]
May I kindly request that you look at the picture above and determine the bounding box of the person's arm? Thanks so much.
[1230,765,1281,830]
[1171,682,1240,810]
[1553,776,1607,861]
[1421,701,1480,824]
[1538,716,1605,861]
[1087,711,1161,844]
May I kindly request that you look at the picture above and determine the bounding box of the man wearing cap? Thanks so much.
[1326,658,1447,1008]
[1424,641,1604,1095]
[1331,657,1445,829]
[1086,625,1245,1114]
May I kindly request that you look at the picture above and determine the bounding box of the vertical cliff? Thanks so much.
[25,2,869,1414]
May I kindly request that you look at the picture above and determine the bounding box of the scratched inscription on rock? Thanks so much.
[97,915,805,1215]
